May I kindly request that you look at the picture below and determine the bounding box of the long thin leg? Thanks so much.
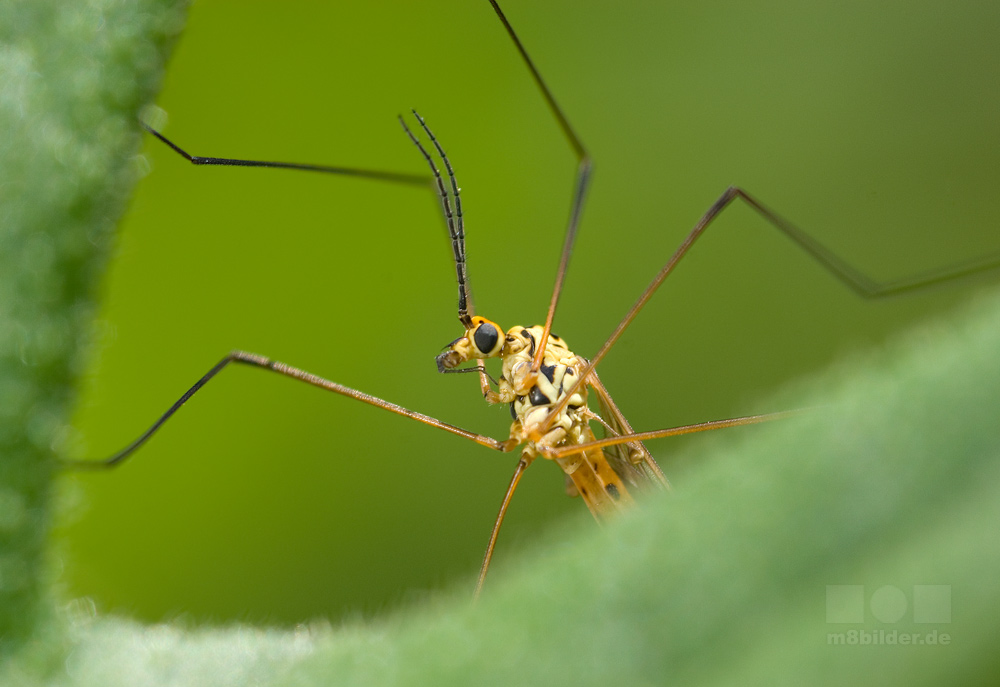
[147,118,484,324]
[535,186,1000,440]
[475,453,533,599]
[539,410,804,459]
[61,350,518,470]
[487,0,592,376]
[485,1,1000,440]
[143,124,429,186]
[737,190,1000,296]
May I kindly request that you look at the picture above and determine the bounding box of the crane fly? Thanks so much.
[64,0,1000,599]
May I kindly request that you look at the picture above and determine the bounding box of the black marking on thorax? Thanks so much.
[521,328,535,358]
[540,363,556,383]
[528,385,550,406]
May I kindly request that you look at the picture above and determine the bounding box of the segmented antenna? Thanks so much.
[399,112,473,327]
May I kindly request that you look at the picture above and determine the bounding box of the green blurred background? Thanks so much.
[55,0,1000,624]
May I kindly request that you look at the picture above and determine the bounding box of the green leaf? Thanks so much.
[0,0,186,660]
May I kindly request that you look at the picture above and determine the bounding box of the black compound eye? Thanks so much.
[473,322,499,354]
